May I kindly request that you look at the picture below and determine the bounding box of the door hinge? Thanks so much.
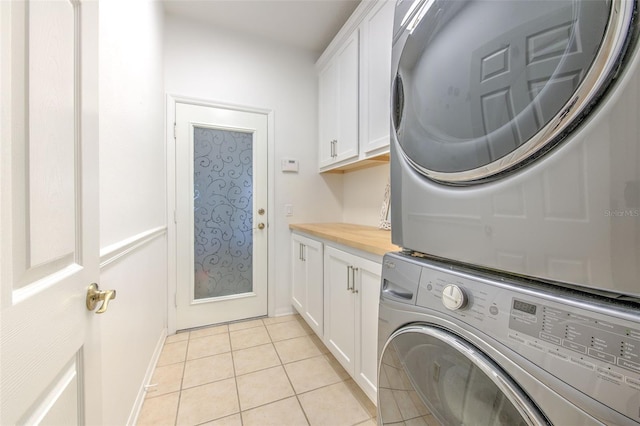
[174,292,178,308]
[173,122,177,139]
[173,210,177,224]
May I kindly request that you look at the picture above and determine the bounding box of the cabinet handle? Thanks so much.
[302,244,306,261]
[299,243,303,261]
[346,265,352,291]
[331,139,338,158]
[351,267,359,294]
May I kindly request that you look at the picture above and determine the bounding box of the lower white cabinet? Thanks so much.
[324,245,381,403]
[291,232,382,403]
[291,233,324,336]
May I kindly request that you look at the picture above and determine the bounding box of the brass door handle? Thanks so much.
[86,283,116,314]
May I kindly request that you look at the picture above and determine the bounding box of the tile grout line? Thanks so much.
[249,318,314,425]
[259,320,310,424]
[228,330,245,426]
[271,320,365,426]
[275,337,313,426]
[173,330,191,426]
[143,315,377,426]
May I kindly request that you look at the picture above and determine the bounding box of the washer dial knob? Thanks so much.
[441,284,467,310]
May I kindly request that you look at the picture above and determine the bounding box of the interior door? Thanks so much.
[1,1,102,424]
[175,102,268,330]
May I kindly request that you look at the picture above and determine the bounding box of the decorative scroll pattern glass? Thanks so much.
[193,127,253,300]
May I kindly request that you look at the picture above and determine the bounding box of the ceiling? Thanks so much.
[163,0,362,55]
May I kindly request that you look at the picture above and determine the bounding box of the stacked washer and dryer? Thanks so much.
[378,0,640,425]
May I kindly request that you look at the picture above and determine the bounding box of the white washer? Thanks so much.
[390,0,640,298]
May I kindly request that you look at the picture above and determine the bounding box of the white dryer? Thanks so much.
[390,0,640,298]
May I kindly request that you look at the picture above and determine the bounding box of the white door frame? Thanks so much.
[166,94,275,334]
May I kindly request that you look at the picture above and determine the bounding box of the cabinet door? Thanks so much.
[335,30,360,163]
[291,235,307,313]
[324,246,356,373]
[354,256,382,403]
[303,238,324,336]
[318,60,338,168]
[360,0,395,155]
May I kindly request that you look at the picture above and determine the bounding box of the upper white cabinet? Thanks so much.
[318,30,360,168]
[317,0,395,173]
[360,0,395,155]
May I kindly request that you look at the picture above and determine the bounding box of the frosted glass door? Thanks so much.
[193,127,253,300]
[175,102,268,330]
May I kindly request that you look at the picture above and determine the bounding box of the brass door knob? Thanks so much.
[257,223,265,230]
[86,283,117,314]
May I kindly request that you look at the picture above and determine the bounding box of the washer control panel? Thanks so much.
[508,298,640,376]
[387,252,640,423]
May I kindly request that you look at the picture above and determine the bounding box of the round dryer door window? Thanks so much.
[378,326,548,425]
[393,0,636,184]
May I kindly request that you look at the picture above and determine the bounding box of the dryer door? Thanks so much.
[392,0,636,184]
[378,325,548,426]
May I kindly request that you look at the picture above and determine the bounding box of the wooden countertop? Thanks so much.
[289,223,400,256]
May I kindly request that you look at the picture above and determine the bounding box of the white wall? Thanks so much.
[99,1,166,424]
[164,15,343,317]
[342,163,390,227]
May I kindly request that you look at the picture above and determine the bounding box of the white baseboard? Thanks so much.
[127,328,167,426]
[274,306,296,317]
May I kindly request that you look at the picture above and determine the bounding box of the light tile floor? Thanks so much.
[137,314,377,426]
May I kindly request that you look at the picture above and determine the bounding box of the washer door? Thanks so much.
[393,0,636,184]
[378,325,548,425]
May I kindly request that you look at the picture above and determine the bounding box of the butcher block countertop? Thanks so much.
[289,223,401,256]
